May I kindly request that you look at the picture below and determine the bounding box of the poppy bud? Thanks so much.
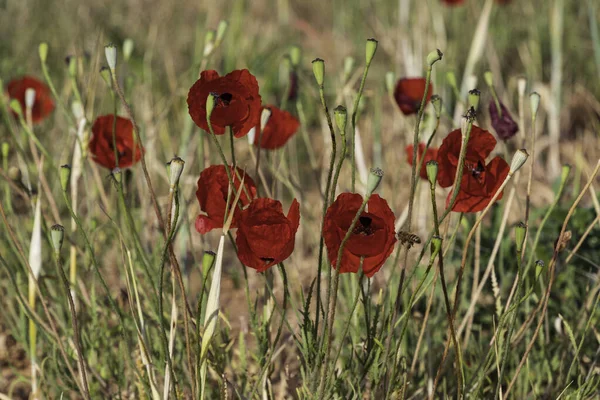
[426,160,438,188]
[204,30,215,56]
[385,71,395,98]
[365,38,378,65]
[9,99,23,117]
[202,250,216,278]
[334,105,347,135]
[39,42,48,63]
[517,77,527,98]
[530,92,541,118]
[67,56,77,78]
[99,67,112,88]
[509,148,529,174]
[535,259,545,279]
[430,235,442,263]
[1,142,8,160]
[60,164,71,191]
[289,46,301,67]
[167,156,185,188]
[367,167,384,195]
[446,71,458,91]
[123,38,134,62]
[312,58,325,87]
[468,89,480,110]
[71,101,84,121]
[515,222,527,253]
[260,107,272,128]
[206,93,217,120]
[50,224,65,255]
[343,56,355,83]
[483,71,494,88]
[215,20,228,46]
[25,88,36,110]
[431,95,442,119]
[104,43,117,72]
[426,49,443,67]
[560,165,571,186]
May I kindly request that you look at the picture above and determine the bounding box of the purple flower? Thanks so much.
[489,101,519,141]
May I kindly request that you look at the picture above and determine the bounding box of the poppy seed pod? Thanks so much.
[215,20,228,46]
[427,49,443,67]
[289,46,301,67]
[365,38,378,65]
[530,92,541,118]
[334,105,347,135]
[202,251,216,278]
[312,58,325,87]
[535,259,545,279]
[1,142,8,159]
[204,30,215,57]
[167,157,185,188]
[60,164,71,191]
[430,235,442,263]
[509,149,529,174]
[426,160,438,187]
[206,93,217,119]
[104,43,117,71]
[50,224,65,255]
[39,42,48,63]
[515,222,527,253]
[468,89,480,110]
[25,88,36,110]
[446,71,458,91]
[260,107,272,129]
[367,167,384,195]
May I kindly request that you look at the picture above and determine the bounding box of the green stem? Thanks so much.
[350,61,373,192]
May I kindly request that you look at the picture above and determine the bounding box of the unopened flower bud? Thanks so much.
[202,250,216,278]
[431,95,442,119]
[215,20,228,46]
[60,164,71,191]
[312,58,325,87]
[517,77,527,98]
[289,46,301,67]
[426,49,443,67]
[123,38,134,62]
[343,56,355,82]
[483,71,494,88]
[167,157,185,188]
[530,92,541,118]
[426,160,438,188]
[366,167,384,195]
[39,42,48,63]
[25,88,36,110]
[204,30,215,56]
[9,99,23,117]
[515,222,527,253]
[206,93,217,119]
[50,224,65,255]
[334,105,347,135]
[468,89,480,110]
[510,149,529,174]
[535,259,545,279]
[104,43,117,71]
[67,56,77,77]
[385,71,395,97]
[446,71,457,90]
[430,235,442,262]
[1,142,8,159]
[365,38,378,65]
[560,165,571,186]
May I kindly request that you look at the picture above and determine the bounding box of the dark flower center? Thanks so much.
[352,216,374,236]
[260,257,275,265]
[210,92,233,107]
[108,142,127,158]
[466,160,485,182]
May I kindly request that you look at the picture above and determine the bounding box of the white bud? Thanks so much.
[247,127,256,145]
[123,38,134,62]
[105,44,117,71]
[517,78,527,98]
[510,149,529,174]
[260,107,272,129]
[25,88,36,110]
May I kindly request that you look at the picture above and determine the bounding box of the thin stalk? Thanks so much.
[350,60,373,191]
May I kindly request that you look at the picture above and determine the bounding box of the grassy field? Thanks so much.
[1,0,599,398]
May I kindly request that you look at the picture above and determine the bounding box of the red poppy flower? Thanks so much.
[6,76,55,124]
[89,115,143,170]
[323,193,396,277]
[195,165,258,234]
[406,143,438,180]
[436,125,510,213]
[254,105,300,149]
[489,101,519,140]
[393,78,433,115]
[187,69,261,138]
[235,198,300,272]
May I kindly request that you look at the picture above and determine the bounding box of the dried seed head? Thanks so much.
[515,222,527,253]
[104,43,117,71]
[167,156,185,188]
[50,224,65,255]
[367,167,384,195]
[468,89,480,110]
[426,160,438,187]
[334,105,347,135]
[311,58,325,87]
[530,92,541,118]
[509,149,529,174]
[365,38,378,65]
